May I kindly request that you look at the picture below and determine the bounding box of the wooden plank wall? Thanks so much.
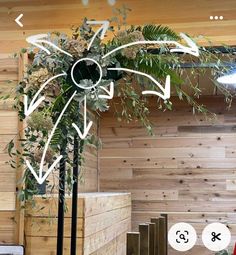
[99,96,236,254]
[0,54,18,244]
[79,115,99,192]
[46,115,99,193]
[46,112,99,193]
[1,0,236,53]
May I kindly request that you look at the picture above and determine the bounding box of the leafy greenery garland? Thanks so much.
[3,9,234,207]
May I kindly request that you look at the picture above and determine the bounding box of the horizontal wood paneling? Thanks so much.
[0,53,99,245]
[99,96,236,254]
[26,193,131,218]
[0,52,98,243]
[0,54,18,244]
[0,54,18,110]
[100,157,236,169]
[1,0,236,53]
[0,192,15,210]
[0,211,15,243]
[101,147,225,158]
[102,136,236,148]
[0,0,236,53]
[25,206,131,238]
[25,193,131,255]
[46,118,99,193]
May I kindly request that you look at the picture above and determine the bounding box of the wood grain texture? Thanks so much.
[0,211,15,243]
[14,53,28,245]
[127,232,140,255]
[139,224,149,255]
[99,96,236,254]
[0,53,99,245]
[0,54,18,244]
[25,193,131,255]
[26,193,131,218]
[25,206,131,238]
[46,118,99,193]
[0,0,236,53]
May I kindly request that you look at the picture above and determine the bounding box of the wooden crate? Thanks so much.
[25,192,131,255]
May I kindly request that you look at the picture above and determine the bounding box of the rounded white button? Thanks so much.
[168,222,197,251]
[202,223,231,252]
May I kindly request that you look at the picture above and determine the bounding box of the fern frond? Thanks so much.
[50,128,61,147]
[135,53,183,84]
[142,24,180,41]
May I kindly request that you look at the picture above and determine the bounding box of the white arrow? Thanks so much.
[98,81,114,99]
[24,72,67,117]
[72,96,93,139]
[142,75,170,100]
[102,33,199,59]
[170,33,199,56]
[26,91,77,185]
[15,14,23,27]
[107,67,171,100]
[86,20,110,50]
[26,34,73,57]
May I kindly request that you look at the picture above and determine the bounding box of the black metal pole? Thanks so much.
[57,148,66,255]
[70,135,79,255]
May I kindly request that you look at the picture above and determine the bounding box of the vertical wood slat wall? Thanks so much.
[0,54,18,243]
[99,97,236,254]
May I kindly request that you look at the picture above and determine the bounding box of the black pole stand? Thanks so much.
[57,148,66,255]
[70,135,79,255]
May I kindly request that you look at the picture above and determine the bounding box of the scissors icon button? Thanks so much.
[202,223,231,252]
[211,232,221,242]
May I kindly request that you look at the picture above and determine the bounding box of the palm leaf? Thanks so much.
[142,24,180,41]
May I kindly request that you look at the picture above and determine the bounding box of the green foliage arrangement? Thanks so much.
[216,249,233,255]
[3,7,234,206]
